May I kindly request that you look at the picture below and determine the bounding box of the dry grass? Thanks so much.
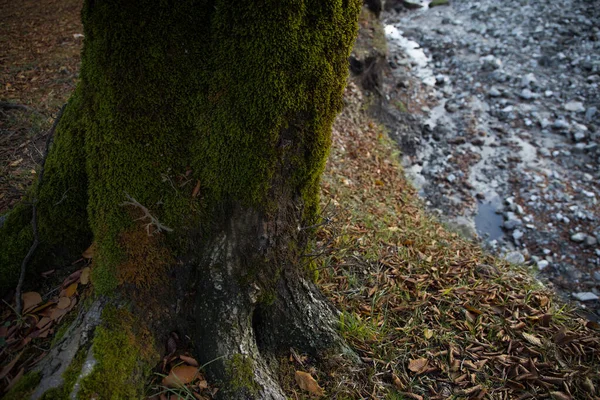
[312,81,600,399]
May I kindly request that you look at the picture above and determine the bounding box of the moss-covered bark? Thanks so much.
[4,0,361,398]
[0,89,90,293]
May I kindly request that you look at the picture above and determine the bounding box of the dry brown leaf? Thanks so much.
[22,291,42,312]
[9,158,23,167]
[0,350,23,379]
[5,367,24,391]
[197,379,209,390]
[550,392,572,400]
[295,370,324,397]
[57,297,71,309]
[162,365,199,387]
[408,358,428,373]
[82,243,95,259]
[179,354,199,367]
[80,267,91,285]
[50,307,68,321]
[522,332,542,347]
[63,282,78,297]
[36,316,52,330]
[392,374,403,389]
[192,180,201,197]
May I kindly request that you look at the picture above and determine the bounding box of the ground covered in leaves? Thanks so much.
[1,1,599,399]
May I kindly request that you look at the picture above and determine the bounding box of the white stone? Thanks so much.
[537,260,549,270]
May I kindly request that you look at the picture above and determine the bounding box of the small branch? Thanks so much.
[121,192,173,235]
[15,104,66,315]
[0,101,31,111]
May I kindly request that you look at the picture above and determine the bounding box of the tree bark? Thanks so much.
[1,1,361,398]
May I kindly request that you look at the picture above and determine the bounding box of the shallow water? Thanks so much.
[474,201,504,240]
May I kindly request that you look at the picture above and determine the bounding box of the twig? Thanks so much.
[15,104,66,316]
[121,192,173,235]
[0,101,31,111]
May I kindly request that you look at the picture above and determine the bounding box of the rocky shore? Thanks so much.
[375,0,600,316]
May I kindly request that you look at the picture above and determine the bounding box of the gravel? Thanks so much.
[381,0,600,316]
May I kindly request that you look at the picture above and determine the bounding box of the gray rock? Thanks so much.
[585,235,598,247]
[573,292,599,302]
[519,88,535,100]
[564,101,585,113]
[504,251,525,264]
[512,229,524,241]
[521,73,536,87]
[488,87,501,97]
[537,259,549,270]
[503,219,522,230]
[593,271,600,281]
[553,119,570,130]
[447,173,456,183]
[573,131,586,142]
[585,106,597,121]
[571,232,586,242]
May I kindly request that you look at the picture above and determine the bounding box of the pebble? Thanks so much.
[512,229,523,241]
[504,251,525,264]
[585,107,597,121]
[572,292,599,302]
[564,101,585,113]
[519,89,535,100]
[488,87,501,97]
[593,271,600,281]
[553,119,570,130]
[537,260,549,270]
[585,235,598,247]
[571,232,586,242]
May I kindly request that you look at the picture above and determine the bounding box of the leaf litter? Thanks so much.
[312,81,600,399]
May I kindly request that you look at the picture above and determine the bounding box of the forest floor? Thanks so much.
[0,1,599,399]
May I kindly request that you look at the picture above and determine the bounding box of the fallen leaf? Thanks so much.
[9,158,23,167]
[80,267,91,285]
[50,307,68,321]
[0,350,23,379]
[179,354,199,367]
[295,371,324,397]
[41,269,55,278]
[5,367,24,391]
[522,332,542,347]
[392,374,402,389]
[57,297,71,309]
[192,180,201,197]
[82,243,95,259]
[62,270,82,287]
[423,328,433,340]
[550,392,572,400]
[22,292,43,312]
[197,379,208,390]
[36,317,52,330]
[408,358,428,373]
[162,365,199,387]
[63,283,78,297]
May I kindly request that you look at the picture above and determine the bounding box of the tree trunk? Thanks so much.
[0,1,361,398]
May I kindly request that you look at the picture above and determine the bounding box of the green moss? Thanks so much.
[3,371,41,400]
[226,354,260,396]
[429,0,450,6]
[71,0,361,292]
[0,91,91,294]
[77,306,156,399]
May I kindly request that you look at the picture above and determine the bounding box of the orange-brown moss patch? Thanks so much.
[117,227,174,289]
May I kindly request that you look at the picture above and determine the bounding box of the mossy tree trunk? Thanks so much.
[1,0,361,398]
